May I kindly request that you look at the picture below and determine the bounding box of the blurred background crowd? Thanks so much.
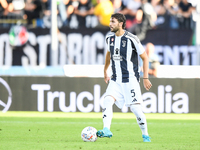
[0,0,198,32]
[0,0,199,77]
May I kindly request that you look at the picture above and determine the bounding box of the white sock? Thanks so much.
[130,104,149,136]
[102,96,115,130]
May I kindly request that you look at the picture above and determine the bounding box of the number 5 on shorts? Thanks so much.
[131,89,137,102]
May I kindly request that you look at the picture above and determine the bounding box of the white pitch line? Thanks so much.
[1,121,200,125]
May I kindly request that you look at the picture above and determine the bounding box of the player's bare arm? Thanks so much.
[140,52,152,91]
[104,51,111,84]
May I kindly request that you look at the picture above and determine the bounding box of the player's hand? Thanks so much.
[104,72,110,84]
[143,79,152,91]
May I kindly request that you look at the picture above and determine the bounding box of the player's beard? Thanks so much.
[110,27,119,33]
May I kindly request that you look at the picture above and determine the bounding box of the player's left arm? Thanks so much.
[140,52,152,91]
[104,51,111,84]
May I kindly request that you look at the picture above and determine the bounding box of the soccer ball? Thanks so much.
[81,126,98,142]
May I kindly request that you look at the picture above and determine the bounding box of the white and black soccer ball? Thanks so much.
[81,126,97,142]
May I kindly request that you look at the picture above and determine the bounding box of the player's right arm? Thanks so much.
[104,51,111,84]
[140,52,152,91]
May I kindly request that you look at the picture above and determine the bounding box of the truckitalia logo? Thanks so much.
[0,78,12,112]
[31,84,189,113]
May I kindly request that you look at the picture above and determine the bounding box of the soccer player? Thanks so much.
[96,13,152,142]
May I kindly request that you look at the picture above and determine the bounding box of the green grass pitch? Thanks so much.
[0,112,200,150]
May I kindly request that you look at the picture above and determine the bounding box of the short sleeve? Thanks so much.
[137,42,145,55]
[106,37,110,52]
[130,36,145,55]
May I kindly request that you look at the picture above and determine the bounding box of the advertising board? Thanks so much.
[0,77,199,113]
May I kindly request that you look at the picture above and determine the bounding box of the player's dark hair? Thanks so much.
[111,13,126,29]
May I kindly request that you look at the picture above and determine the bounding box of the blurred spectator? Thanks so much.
[112,0,123,13]
[0,0,14,16]
[67,0,82,29]
[24,0,43,25]
[35,0,50,27]
[0,0,7,15]
[145,42,160,77]
[58,0,67,25]
[40,0,76,29]
[177,0,195,28]
[150,0,169,28]
[151,0,166,15]
[0,0,25,17]
[73,0,94,28]
[127,0,157,41]
[41,0,50,16]
[65,0,75,16]
[0,0,197,30]
[140,42,160,77]
[63,0,75,25]
[0,0,25,27]
[119,0,142,28]
[94,0,114,28]
[126,0,142,16]
[164,0,180,29]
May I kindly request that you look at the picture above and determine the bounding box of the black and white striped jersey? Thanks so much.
[106,30,145,83]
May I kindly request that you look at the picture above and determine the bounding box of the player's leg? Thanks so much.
[96,95,115,138]
[97,80,123,138]
[122,78,151,142]
[102,95,115,130]
[130,104,151,142]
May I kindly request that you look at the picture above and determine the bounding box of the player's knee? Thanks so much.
[103,96,115,106]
